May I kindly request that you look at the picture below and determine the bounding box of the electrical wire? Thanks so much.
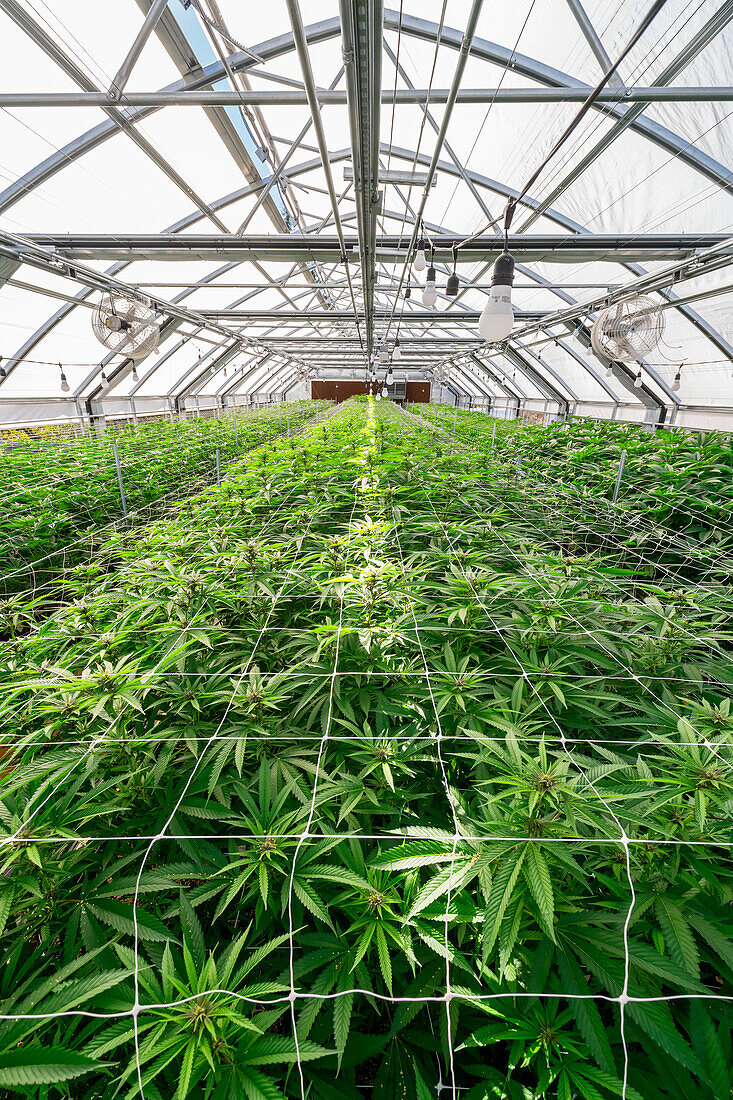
[437,0,539,231]
[454,0,671,252]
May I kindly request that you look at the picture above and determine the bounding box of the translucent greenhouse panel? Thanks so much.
[473,0,603,85]
[612,0,728,86]
[5,127,209,237]
[134,111,254,218]
[25,0,181,91]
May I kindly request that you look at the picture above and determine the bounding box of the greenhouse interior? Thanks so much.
[1,1,733,1098]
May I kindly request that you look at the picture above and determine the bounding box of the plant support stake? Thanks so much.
[491,422,496,450]
[612,449,627,502]
[216,448,221,487]
[112,443,128,522]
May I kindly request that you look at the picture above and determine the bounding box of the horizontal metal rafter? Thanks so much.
[22,233,731,264]
[1,86,730,106]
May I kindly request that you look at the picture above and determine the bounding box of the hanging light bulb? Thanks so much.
[386,368,394,385]
[605,364,613,377]
[672,367,682,392]
[101,369,107,383]
[60,366,69,393]
[131,365,139,382]
[446,246,459,297]
[223,366,228,377]
[413,237,427,273]
[422,266,437,308]
[376,391,382,401]
[478,251,515,342]
[392,339,402,361]
[381,385,388,398]
[633,368,643,389]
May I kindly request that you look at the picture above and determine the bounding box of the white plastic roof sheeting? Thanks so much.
[0,1,732,426]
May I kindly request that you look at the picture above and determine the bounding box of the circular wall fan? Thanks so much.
[92,294,160,359]
[591,296,664,362]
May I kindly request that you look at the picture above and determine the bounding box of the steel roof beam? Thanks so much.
[134,0,288,238]
[286,0,366,364]
[24,232,731,263]
[191,310,548,321]
[4,86,733,106]
[216,354,276,398]
[340,0,383,356]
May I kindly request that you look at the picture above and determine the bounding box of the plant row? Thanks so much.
[0,400,327,602]
[418,403,733,582]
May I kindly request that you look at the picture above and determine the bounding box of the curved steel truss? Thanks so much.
[1,1,732,422]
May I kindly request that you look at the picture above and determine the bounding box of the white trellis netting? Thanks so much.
[1,402,731,1098]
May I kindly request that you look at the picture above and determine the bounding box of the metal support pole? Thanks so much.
[234,412,238,454]
[216,448,221,487]
[287,416,291,437]
[113,443,128,522]
[453,405,458,438]
[612,449,626,502]
[491,422,496,450]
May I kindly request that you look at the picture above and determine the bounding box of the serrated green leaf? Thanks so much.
[0,1048,104,1086]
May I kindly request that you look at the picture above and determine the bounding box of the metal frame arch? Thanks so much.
[0,5,731,408]
[4,138,728,401]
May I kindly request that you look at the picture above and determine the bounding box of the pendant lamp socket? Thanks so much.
[446,271,459,297]
[405,286,411,300]
[60,371,70,393]
[132,366,139,381]
[672,370,681,392]
[413,237,427,273]
[392,340,402,360]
